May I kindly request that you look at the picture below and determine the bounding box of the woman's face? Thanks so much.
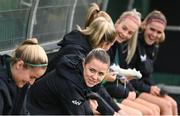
[115,18,139,43]
[97,40,115,51]
[12,61,46,88]
[144,21,165,45]
[83,58,108,87]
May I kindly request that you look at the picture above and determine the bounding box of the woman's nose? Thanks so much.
[92,73,99,80]
[122,31,129,39]
[29,79,35,85]
[152,32,157,37]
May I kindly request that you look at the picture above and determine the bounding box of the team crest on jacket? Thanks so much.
[72,100,82,105]
[140,54,147,61]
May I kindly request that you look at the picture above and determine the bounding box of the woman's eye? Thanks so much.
[128,31,133,36]
[150,27,155,32]
[89,68,96,73]
[30,76,35,79]
[122,26,128,31]
[157,31,162,34]
[98,72,104,77]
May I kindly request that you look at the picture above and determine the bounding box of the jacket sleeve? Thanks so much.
[47,44,86,73]
[126,82,135,91]
[107,42,118,64]
[128,47,152,93]
[130,79,151,93]
[104,80,129,99]
[54,54,93,115]
[59,86,93,115]
[0,78,9,115]
[0,92,4,114]
[92,85,121,114]
[98,86,121,113]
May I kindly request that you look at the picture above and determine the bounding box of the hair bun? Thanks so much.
[21,38,38,45]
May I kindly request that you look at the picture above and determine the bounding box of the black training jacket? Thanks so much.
[27,54,94,115]
[129,33,159,93]
[104,42,134,99]
[47,30,92,73]
[0,55,28,114]
[27,30,120,115]
[46,30,121,113]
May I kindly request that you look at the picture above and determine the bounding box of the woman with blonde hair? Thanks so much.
[85,3,161,115]
[103,9,163,115]
[0,38,48,114]
[47,15,116,72]
[85,3,113,27]
[130,10,178,115]
[84,3,144,115]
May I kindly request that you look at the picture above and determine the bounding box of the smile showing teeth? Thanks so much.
[149,38,154,42]
[88,81,94,85]
[88,78,96,84]
[148,35,154,41]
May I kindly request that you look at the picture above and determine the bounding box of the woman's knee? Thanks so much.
[119,104,143,116]
[138,92,152,100]
[164,95,178,111]
[122,99,153,115]
[144,102,160,115]
[170,98,177,109]
[161,100,172,111]
[136,97,160,114]
[135,110,143,116]
[142,108,154,115]
[156,105,160,113]
[140,93,172,109]
[150,103,160,114]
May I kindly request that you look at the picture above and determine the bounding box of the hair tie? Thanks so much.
[25,62,48,67]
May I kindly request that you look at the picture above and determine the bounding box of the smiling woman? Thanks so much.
[0,38,48,114]
[26,48,111,115]
[83,48,110,87]
[11,38,48,87]
[129,10,178,115]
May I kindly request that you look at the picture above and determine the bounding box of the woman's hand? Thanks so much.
[89,99,100,115]
[126,91,136,100]
[126,76,137,81]
[150,85,160,96]
[117,109,128,116]
[104,71,117,82]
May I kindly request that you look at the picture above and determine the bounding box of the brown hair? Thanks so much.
[84,48,110,67]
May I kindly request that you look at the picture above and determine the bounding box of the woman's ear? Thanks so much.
[160,32,165,42]
[15,60,24,69]
[82,59,85,68]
